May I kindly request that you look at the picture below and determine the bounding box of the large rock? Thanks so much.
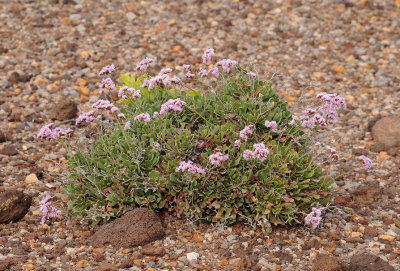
[350,182,383,205]
[50,99,78,121]
[349,253,395,271]
[0,189,32,224]
[311,255,343,271]
[90,208,165,249]
[371,115,400,152]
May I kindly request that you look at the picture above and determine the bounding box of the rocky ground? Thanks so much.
[1,0,400,270]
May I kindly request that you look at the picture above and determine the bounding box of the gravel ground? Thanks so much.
[1,0,400,270]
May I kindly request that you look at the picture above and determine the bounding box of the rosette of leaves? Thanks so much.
[62,66,333,231]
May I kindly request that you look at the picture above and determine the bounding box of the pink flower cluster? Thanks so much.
[124,121,131,130]
[359,155,372,169]
[37,123,73,140]
[176,160,205,174]
[198,68,209,78]
[247,71,256,78]
[243,142,269,162]
[305,207,322,229]
[118,86,141,100]
[160,98,187,115]
[328,147,339,161]
[76,111,95,125]
[39,195,61,225]
[289,93,346,128]
[202,48,215,65]
[183,64,195,78]
[209,149,229,167]
[264,120,278,132]
[99,77,116,94]
[134,113,151,124]
[92,99,119,113]
[99,64,115,76]
[215,59,238,73]
[239,125,255,142]
[135,57,153,72]
[141,68,181,91]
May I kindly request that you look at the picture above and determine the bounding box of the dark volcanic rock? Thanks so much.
[0,189,32,224]
[50,99,78,121]
[90,208,165,249]
[349,253,395,271]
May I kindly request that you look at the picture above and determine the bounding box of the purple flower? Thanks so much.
[234,140,241,148]
[134,113,151,124]
[118,86,128,100]
[135,57,153,72]
[176,160,204,174]
[215,59,238,73]
[124,121,131,130]
[160,98,187,115]
[76,111,95,125]
[99,78,116,94]
[92,100,115,111]
[202,48,215,65]
[153,112,159,118]
[118,113,125,118]
[143,70,181,91]
[359,155,372,169]
[210,67,219,77]
[39,195,61,225]
[198,68,209,78]
[247,71,256,78]
[243,143,269,162]
[185,71,195,78]
[239,125,255,142]
[289,115,300,125]
[132,89,141,98]
[209,149,229,167]
[159,68,172,75]
[328,147,339,161]
[37,123,73,140]
[305,208,322,229]
[264,120,278,132]
[182,64,191,71]
[99,64,115,76]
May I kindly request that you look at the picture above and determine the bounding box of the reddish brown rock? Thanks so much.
[50,99,78,121]
[0,189,32,224]
[141,244,166,256]
[371,115,400,152]
[90,208,165,249]
[98,263,118,271]
[349,253,395,271]
[311,256,343,271]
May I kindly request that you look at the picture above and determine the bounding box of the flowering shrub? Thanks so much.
[39,195,61,225]
[39,50,352,232]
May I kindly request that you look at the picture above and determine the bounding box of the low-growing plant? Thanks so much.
[38,50,349,232]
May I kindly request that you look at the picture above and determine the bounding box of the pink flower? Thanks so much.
[202,48,215,65]
[198,68,209,78]
[134,113,151,124]
[239,125,255,142]
[243,143,269,162]
[210,67,219,77]
[359,155,372,169]
[264,120,278,132]
[305,208,322,229]
[182,64,191,71]
[75,111,95,125]
[118,113,125,118]
[234,140,241,148]
[99,78,115,93]
[185,72,195,78]
[215,59,238,73]
[124,121,131,130]
[132,89,141,98]
[247,71,256,78]
[37,123,74,140]
[328,147,339,161]
[92,99,114,111]
[176,160,204,174]
[135,57,153,72]
[160,98,187,115]
[153,112,159,118]
[289,115,300,125]
[39,195,61,225]
[99,64,115,76]
[209,150,229,167]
